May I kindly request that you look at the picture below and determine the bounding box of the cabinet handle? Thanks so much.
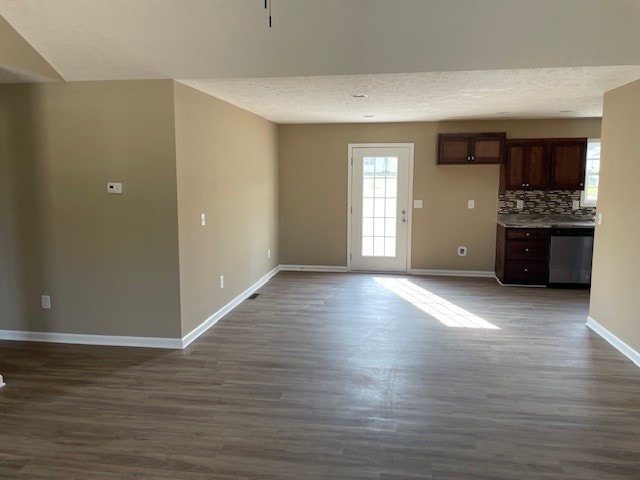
[525,248,529,252]
[472,155,475,161]
[526,233,530,237]
[524,268,528,272]
[580,183,584,186]
[467,156,471,161]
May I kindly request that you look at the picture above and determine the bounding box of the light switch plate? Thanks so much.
[413,200,423,209]
[201,213,206,226]
[467,200,475,209]
[516,200,524,210]
[41,295,51,309]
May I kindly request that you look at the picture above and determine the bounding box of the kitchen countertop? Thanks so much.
[497,214,595,229]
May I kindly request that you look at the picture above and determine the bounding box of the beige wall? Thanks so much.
[173,82,279,336]
[0,16,62,80]
[0,80,182,337]
[278,119,601,270]
[589,79,640,353]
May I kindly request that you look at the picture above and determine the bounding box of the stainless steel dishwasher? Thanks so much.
[548,228,594,287]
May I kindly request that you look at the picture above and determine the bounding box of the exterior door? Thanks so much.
[349,144,413,272]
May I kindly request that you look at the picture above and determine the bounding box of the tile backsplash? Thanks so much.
[498,190,596,215]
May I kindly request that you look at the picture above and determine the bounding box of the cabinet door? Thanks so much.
[527,142,548,190]
[549,139,586,190]
[471,134,505,164]
[505,143,526,189]
[437,135,471,164]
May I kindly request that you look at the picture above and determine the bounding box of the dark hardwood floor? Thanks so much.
[1,272,639,479]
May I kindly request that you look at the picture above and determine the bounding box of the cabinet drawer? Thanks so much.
[506,240,548,260]
[505,262,547,284]
[506,228,549,240]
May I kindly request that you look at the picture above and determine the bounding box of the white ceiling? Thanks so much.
[181,67,640,123]
[1,0,640,123]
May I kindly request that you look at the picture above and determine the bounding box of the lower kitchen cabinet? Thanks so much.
[495,225,550,285]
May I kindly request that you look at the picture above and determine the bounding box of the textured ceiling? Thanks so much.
[1,0,640,122]
[180,67,640,123]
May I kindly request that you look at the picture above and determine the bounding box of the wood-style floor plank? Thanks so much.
[1,272,639,479]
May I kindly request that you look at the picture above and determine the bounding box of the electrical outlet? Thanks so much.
[106,182,122,194]
[572,200,580,210]
[516,199,524,210]
[41,295,51,309]
[219,275,224,288]
[0,374,5,388]
[457,246,467,256]
[467,200,475,209]
[597,213,603,225]
[200,213,206,226]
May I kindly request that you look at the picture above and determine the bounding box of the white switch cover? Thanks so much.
[467,200,475,209]
[598,213,603,225]
[201,213,206,226]
[220,275,224,288]
[41,295,51,309]
[268,248,271,258]
[572,200,580,210]
[413,200,423,209]
[516,200,524,210]
[458,246,468,256]
[107,182,122,194]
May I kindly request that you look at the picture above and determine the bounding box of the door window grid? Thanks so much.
[361,157,398,257]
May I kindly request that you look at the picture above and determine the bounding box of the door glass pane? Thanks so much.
[362,218,374,236]
[361,156,398,257]
[363,178,375,197]
[385,237,396,257]
[362,237,374,256]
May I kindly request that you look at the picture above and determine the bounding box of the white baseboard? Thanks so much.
[181,266,280,348]
[0,329,182,349]
[279,264,348,273]
[587,316,640,368]
[0,266,282,351]
[410,269,495,278]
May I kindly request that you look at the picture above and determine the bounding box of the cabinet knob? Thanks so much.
[526,233,530,237]
[525,248,529,252]
[472,156,475,161]
[580,183,584,186]
[524,268,528,272]
[467,156,471,161]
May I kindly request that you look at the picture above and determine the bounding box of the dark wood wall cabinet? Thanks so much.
[437,133,506,165]
[495,225,550,285]
[549,139,587,190]
[500,138,587,191]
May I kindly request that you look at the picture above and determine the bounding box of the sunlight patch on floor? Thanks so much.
[374,277,500,329]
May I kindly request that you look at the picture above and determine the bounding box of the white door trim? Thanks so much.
[347,143,414,272]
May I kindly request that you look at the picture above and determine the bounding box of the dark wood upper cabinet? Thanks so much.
[501,140,548,191]
[437,133,506,165]
[549,138,587,190]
